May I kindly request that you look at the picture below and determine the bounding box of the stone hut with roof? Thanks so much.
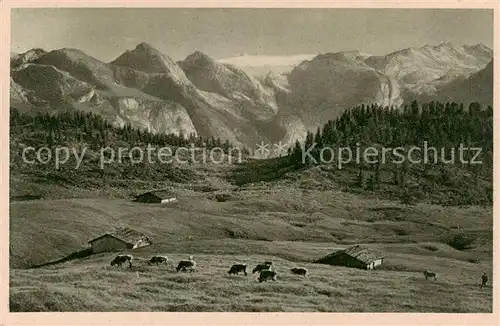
[314,245,384,270]
[135,190,177,204]
[88,227,152,253]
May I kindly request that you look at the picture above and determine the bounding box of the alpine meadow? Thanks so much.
[7,8,494,313]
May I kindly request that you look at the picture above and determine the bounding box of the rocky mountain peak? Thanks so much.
[135,41,156,52]
[11,48,48,69]
[111,42,185,76]
[180,51,216,68]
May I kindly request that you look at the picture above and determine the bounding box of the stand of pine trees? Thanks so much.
[290,100,492,162]
[9,101,493,205]
[287,100,492,206]
[9,108,242,152]
[9,108,248,195]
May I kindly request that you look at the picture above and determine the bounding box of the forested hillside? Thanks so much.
[9,108,242,199]
[236,100,493,206]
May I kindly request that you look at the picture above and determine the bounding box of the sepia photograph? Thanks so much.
[5,4,495,315]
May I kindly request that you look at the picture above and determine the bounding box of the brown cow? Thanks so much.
[252,261,272,274]
[149,256,168,265]
[258,270,277,282]
[423,271,437,280]
[176,255,196,273]
[228,264,247,276]
[110,254,133,268]
[291,267,308,277]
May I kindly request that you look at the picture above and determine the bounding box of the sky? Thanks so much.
[11,8,494,62]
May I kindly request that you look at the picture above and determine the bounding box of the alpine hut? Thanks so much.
[135,190,177,204]
[314,245,384,270]
[88,227,152,253]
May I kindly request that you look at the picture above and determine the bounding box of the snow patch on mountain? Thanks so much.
[218,54,317,77]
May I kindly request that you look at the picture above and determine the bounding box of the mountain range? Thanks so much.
[10,42,493,148]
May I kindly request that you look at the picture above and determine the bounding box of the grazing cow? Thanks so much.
[149,256,168,265]
[481,272,488,289]
[176,255,196,273]
[258,270,277,282]
[252,262,272,274]
[110,254,133,268]
[423,271,437,280]
[291,267,308,277]
[228,264,247,276]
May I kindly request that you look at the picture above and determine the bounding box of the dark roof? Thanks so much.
[342,245,384,264]
[317,245,384,265]
[88,227,149,245]
[136,190,176,199]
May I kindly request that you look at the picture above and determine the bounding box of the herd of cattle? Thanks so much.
[109,254,489,287]
[109,254,307,282]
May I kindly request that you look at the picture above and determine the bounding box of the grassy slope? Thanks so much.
[9,168,492,312]
[10,252,492,312]
[230,157,492,206]
[10,186,492,268]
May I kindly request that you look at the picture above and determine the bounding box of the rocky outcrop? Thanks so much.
[102,97,197,136]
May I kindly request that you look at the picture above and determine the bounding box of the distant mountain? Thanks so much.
[13,63,93,107]
[418,60,493,105]
[11,47,197,136]
[285,44,492,129]
[10,42,493,149]
[10,43,305,148]
[111,42,192,84]
[288,51,403,129]
[365,42,492,100]
[179,51,278,118]
[463,43,493,63]
[10,48,47,69]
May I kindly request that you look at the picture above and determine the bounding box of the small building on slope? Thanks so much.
[135,190,177,204]
[88,227,152,253]
[314,245,384,270]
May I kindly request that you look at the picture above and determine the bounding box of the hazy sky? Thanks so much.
[11,8,493,62]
